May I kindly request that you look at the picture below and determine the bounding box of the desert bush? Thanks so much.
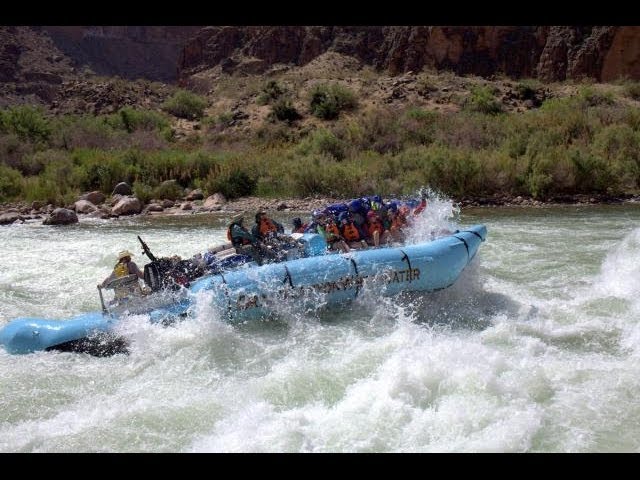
[0,164,23,201]
[578,86,615,107]
[416,74,438,96]
[0,105,51,143]
[0,133,34,170]
[515,79,542,100]
[297,129,345,161]
[256,80,286,105]
[270,99,302,123]
[152,180,184,200]
[464,86,503,115]
[204,169,257,199]
[309,83,358,120]
[162,90,207,120]
[624,81,640,101]
[115,107,169,133]
[132,181,154,204]
[52,115,121,150]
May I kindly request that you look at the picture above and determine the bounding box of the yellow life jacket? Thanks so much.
[114,262,128,278]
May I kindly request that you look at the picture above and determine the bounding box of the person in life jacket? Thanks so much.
[347,200,370,241]
[366,210,390,247]
[413,191,428,216]
[252,211,284,240]
[318,215,350,253]
[338,211,368,249]
[227,212,277,266]
[291,217,308,234]
[100,250,145,300]
[388,207,408,243]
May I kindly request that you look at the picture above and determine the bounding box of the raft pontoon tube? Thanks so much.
[0,225,486,354]
[190,224,486,321]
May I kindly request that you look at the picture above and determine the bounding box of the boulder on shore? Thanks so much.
[186,189,204,201]
[80,191,106,205]
[203,193,226,210]
[74,199,98,214]
[111,197,142,216]
[0,212,23,225]
[43,208,78,225]
[112,182,132,196]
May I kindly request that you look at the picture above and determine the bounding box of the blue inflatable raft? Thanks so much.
[0,225,486,354]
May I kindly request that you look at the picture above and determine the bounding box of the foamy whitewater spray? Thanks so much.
[2,204,640,452]
[402,187,461,245]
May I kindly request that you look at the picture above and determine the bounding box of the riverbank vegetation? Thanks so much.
[2,80,640,206]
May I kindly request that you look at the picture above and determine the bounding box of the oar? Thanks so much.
[97,285,108,314]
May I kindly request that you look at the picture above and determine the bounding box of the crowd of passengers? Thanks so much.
[226,195,427,265]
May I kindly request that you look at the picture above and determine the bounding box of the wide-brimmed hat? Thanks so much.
[231,212,244,223]
[118,250,134,260]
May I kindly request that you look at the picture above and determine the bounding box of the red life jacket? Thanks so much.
[413,200,427,215]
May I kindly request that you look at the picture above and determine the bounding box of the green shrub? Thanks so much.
[270,99,302,123]
[0,105,51,143]
[515,79,542,101]
[297,129,345,160]
[309,83,358,120]
[162,90,207,120]
[52,115,120,150]
[257,80,286,105]
[152,180,184,200]
[19,150,65,176]
[569,149,612,193]
[0,164,23,201]
[216,112,234,128]
[578,86,615,107]
[116,107,169,133]
[132,181,154,204]
[74,151,132,193]
[624,81,640,101]
[416,75,438,96]
[464,86,503,115]
[204,169,257,199]
[400,108,437,146]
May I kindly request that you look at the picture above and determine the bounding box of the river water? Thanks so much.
[1,200,639,452]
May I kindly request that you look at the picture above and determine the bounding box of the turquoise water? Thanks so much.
[1,202,640,452]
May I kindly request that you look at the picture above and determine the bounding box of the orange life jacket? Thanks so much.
[259,218,278,237]
[342,222,360,241]
[391,214,406,231]
[325,222,341,241]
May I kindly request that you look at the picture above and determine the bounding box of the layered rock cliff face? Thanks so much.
[178,26,640,82]
[1,25,639,111]
[40,26,202,82]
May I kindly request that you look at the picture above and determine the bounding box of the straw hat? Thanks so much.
[118,250,134,260]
